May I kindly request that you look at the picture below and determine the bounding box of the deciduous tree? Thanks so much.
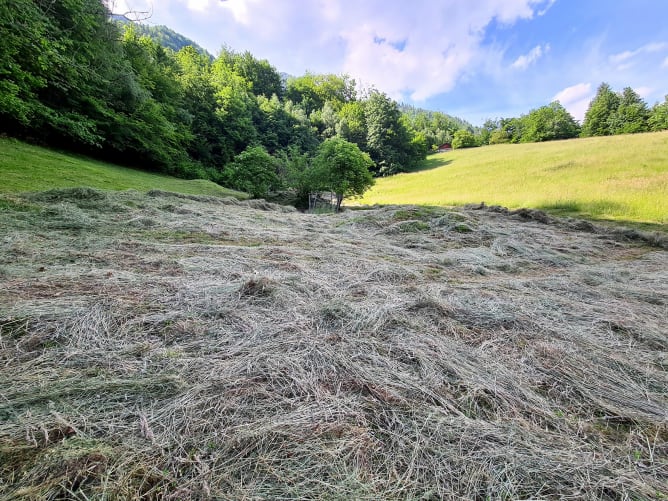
[219,49,283,99]
[452,129,477,149]
[581,83,620,137]
[211,54,258,162]
[336,101,367,149]
[225,145,279,198]
[365,91,420,175]
[286,73,356,115]
[311,138,374,211]
[649,95,668,131]
[520,102,580,142]
[174,46,225,173]
[609,87,649,134]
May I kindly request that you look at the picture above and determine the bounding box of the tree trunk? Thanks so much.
[335,193,343,212]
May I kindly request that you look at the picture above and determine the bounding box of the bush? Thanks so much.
[225,146,279,198]
[452,129,477,149]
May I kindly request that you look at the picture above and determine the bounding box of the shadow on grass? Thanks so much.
[538,200,667,234]
[404,156,452,173]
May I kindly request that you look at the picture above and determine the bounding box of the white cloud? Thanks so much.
[105,0,153,18]
[511,44,550,70]
[609,42,668,67]
[219,0,258,23]
[537,0,557,16]
[553,82,593,122]
[166,0,555,101]
[338,1,554,100]
[663,57,668,68]
[634,86,653,99]
[609,50,634,65]
[644,42,668,52]
[186,0,213,12]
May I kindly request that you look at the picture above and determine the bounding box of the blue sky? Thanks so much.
[111,0,668,126]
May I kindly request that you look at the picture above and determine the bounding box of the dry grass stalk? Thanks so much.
[0,189,666,499]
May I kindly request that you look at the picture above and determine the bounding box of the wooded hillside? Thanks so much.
[1,0,471,199]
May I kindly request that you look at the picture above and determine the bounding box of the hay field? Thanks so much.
[359,131,668,225]
[1,188,667,499]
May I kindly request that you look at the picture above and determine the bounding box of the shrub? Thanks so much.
[225,146,279,198]
[452,129,477,149]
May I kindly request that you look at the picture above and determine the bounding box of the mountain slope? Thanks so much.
[114,17,212,57]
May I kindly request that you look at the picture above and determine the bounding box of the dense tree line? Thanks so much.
[399,105,474,150]
[478,101,581,146]
[472,83,668,148]
[581,83,668,136]
[0,0,435,202]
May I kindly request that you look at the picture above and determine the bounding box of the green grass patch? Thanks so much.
[392,206,446,221]
[0,196,40,213]
[359,131,668,225]
[0,138,247,199]
[398,220,430,232]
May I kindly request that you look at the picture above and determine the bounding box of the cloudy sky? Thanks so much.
[111,0,668,126]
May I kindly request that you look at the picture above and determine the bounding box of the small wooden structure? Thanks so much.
[437,143,452,152]
[308,191,336,212]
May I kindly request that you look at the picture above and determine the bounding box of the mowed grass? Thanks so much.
[0,137,247,198]
[2,188,668,498]
[360,131,668,225]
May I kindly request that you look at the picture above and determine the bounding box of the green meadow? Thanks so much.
[0,138,246,198]
[360,131,668,225]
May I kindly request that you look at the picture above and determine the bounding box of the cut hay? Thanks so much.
[0,189,666,499]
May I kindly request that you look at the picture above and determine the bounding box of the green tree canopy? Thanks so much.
[336,101,367,149]
[0,0,59,128]
[286,73,356,115]
[311,137,374,211]
[219,48,283,99]
[520,102,580,142]
[581,83,620,137]
[478,118,498,146]
[609,87,649,134]
[225,145,279,198]
[452,129,477,149]
[210,54,258,162]
[0,0,128,147]
[400,105,470,150]
[115,27,194,174]
[174,46,225,171]
[310,101,339,139]
[649,95,668,131]
[365,91,422,175]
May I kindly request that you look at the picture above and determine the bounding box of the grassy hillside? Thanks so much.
[1,189,666,498]
[0,137,246,198]
[359,131,668,225]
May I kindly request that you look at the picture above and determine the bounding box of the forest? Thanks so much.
[0,0,464,203]
[2,0,668,201]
